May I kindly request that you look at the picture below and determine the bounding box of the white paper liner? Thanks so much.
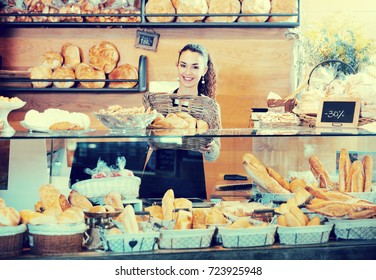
[101,231,160,252]
[277,223,333,245]
[27,223,86,236]
[71,176,141,202]
[328,218,376,240]
[218,225,277,248]
[0,224,27,236]
[158,227,215,249]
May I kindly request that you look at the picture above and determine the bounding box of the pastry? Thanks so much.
[268,0,298,23]
[40,51,63,70]
[238,0,271,23]
[61,43,81,68]
[88,41,120,74]
[177,0,208,22]
[29,65,53,88]
[145,0,176,22]
[109,64,138,89]
[205,0,240,23]
[52,66,75,88]
[39,184,62,217]
[75,62,106,88]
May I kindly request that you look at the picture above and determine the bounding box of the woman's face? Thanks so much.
[177,50,208,90]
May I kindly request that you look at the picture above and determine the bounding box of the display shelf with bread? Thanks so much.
[0,0,300,28]
[0,55,147,93]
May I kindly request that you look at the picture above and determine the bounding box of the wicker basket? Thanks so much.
[0,224,27,259]
[328,218,376,240]
[143,92,221,150]
[101,231,159,252]
[27,223,86,255]
[277,223,333,245]
[158,227,215,249]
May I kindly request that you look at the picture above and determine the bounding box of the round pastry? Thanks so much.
[177,0,208,22]
[145,0,176,22]
[268,0,298,23]
[75,62,105,88]
[88,41,119,74]
[205,0,240,23]
[52,66,75,88]
[238,0,271,23]
[109,64,138,89]
[0,207,21,226]
[29,65,53,88]
[61,43,81,68]
[40,51,63,70]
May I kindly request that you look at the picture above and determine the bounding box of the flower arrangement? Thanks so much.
[297,14,376,74]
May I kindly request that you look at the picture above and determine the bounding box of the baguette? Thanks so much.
[242,153,290,194]
[162,189,175,220]
[346,161,363,192]
[338,148,351,192]
[362,155,373,192]
[266,166,290,191]
[308,155,334,189]
[351,167,364,193]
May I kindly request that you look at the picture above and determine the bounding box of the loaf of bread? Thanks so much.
[120,205,139,234]
[145,205,164,220]
[39,184,62,217]
[228,217,252,229]
[362,155,373,192]
[192,209,207,229]
[288,178,306,193]
[145,0,176,22]
[109,64,138,89]
[174,210,192,230]
[61,43,81,68]
[59,194,72,211]
[177,0,208,22]
[162,189,175,220]
[338,148,351,192]
[206,206,228,224]
[174,198,193,211]
[238,0,271,23]
[89,41,119,74]
[205,0,240,23]
[266,166,290,191]
[75,62,106,88]
[308,155,334,189]
[243,153,290,194]
[68,190,93,211]
[103,192,124,210]
[52,66,75,88]
[29,65,53,88]
[0,207,20,226]
[40,51,63,70]
[268,0,298,22]
[345,160,363,192]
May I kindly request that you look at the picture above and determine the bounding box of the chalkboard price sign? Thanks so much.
[316,97,361,128]
[135,30,160,51]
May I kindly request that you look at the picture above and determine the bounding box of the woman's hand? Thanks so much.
[198,141,213,154]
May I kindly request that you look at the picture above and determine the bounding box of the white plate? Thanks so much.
[0,101,26,110]
[20,121,94,134]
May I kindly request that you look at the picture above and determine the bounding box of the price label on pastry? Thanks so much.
[135,30,160,51]
[316,97,361,128]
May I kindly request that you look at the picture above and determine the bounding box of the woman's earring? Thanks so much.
[201,76,205,84]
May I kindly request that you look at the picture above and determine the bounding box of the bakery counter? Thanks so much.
[16,240,376,260]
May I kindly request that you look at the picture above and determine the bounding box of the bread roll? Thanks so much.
[103,192,124,210]
[196,119,209,132]
[68,206,85,220]
[268,0,298,23]
[40,51,63,70]
[89,205,107,213]
[289,205,307,226]
[362,155,373,192]
[61,43,81,68]
[20,210,43,224]
[284,212,302,227]
[277,214,287,226]
[57,209,82,224]
[165,116,189,129]
[265,166,290,191]
[68,190,93,211]
[29,65,53,88]
[39,184,62,217]
[0,207,20,226]
[75,62,105,88]
[192,209,207,229]
[308,155,334,189]
[174,210,192,230]
[205,0,240,23]
[162,189,175,220]
[52,66,75,88]
[145,0,176,22]
[0,197,6,208]
[145,205,163,220]
[338,148,351,192]
[307,216,321,226]
[88,41,119,74]
[109,64,138,89]
[238,0,271,23]
[177,0,208,22]
[228,217,252,229]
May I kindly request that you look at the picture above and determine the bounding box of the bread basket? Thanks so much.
[0,224,27,259]
[158,227,215,249]
[27,223,86,255]
[277,223,333,245]
[101,231,159,252]
[328,218,376,240]
[143,92,221,151]
[71,176,141,203]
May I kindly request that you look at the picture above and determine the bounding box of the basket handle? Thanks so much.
[307,59,356,90]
